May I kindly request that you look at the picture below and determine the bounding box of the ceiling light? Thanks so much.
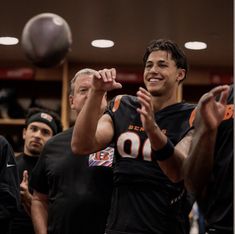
[91,39,114,48]
[184,41,207,50]
[0,37,19,45]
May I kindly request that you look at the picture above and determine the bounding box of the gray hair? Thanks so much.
[69,68,96,95]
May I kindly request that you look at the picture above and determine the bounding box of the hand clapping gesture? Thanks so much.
[194,85,230,132]
[136,87,156,133]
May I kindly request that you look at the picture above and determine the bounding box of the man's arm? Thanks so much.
[136,87,190,182]
[71,68,122,155]
[183,85,229,195]
[157,129,194,182]
[136,85,229,183]
[31,190,48,234]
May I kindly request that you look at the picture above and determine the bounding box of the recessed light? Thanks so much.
[0,37,19,45]
[91,39,114,48]
[184,41,207,50]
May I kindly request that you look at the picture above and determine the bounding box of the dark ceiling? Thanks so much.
[0,0,233,69]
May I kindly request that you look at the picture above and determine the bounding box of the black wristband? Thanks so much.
[151,138,174,161]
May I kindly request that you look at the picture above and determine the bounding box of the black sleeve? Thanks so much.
[0,136,20,219]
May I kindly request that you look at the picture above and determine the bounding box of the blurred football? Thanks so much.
[21,13,72,68]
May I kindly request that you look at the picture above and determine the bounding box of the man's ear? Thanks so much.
[69,95,74,110]
[22,128,26,140]
[176,69,186,82]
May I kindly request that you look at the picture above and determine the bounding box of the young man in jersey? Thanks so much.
[11,108,62,234]
[71,39,196,234]
[30,69,114,234]
[183,84,233,234]
[0,135,20,234]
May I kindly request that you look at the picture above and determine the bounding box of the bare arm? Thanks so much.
[183,85,229,195]
[72,89,114,154]
[31,190,48,234]
[137,85,229,183]
[183,127,216,195]
[158,129,194,182]
[71,68,122,155]
[137,87,190,182]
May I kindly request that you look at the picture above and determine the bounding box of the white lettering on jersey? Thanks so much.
[117,131,152,161]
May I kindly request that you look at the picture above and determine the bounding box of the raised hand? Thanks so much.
[20,170,33,216]
[194,85,230,131]
[136,87,156,133]
[20,170,31,201]
[92,68,122,92]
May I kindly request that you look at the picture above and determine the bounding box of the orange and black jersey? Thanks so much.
[105,95,196,234]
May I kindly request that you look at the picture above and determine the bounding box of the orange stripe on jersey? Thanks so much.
[189,104,234,127]
[224,104,234,120]
[112,95,123,112]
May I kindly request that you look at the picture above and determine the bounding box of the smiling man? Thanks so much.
[71,39,196,234]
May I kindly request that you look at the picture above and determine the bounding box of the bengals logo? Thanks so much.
[189,104,234,127]
[89,147,114,167]
[94,151,110,160]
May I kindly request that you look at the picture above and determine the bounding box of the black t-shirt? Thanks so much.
[198,85,234,232]
[0,135,20,233]
[105,95,195,234]
[30,128,114,234]
[11,153,38,234]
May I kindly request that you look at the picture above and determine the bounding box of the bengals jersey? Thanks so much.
[105,95,195,234]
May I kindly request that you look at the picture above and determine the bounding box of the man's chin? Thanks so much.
[146,86,162,96]
[28,147,41,156]
[149,90,162,97]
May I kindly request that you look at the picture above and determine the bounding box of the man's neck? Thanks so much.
[23,150,39,157]
[151,94,179,112]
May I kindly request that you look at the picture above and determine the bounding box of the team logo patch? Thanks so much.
[89,147,114,167]
[41,113,53,122]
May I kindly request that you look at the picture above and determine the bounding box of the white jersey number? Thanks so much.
[117,132,152,161]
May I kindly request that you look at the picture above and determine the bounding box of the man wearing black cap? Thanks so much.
[10,107,62,234]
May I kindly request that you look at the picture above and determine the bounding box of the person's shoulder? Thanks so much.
[15,152,24,160]
[176,102,196,111]
[0,136,14,153]
[108,94,137,112]
[162,102,195,114]
[112,94,138,107]
[111,94,137,103]
[183,102,196,108]
[45,128,72,146]
[0,135,8,145]
[0,136,15,163]
[55,127,72,138]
